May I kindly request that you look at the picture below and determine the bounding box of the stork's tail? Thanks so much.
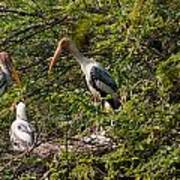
[103,97,121,110]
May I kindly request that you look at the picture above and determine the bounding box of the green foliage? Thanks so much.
[0,0,179,179]
[70,163,95,180]
[156,53,180,90]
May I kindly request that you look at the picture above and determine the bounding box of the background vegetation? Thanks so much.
[0,0,179,179]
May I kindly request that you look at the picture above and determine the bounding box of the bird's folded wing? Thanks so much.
[90,66,118,95]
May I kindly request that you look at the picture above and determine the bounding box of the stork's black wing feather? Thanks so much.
[90,66,118,96]
[0,71,8,95]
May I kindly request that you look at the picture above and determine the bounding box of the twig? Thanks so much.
[40,169,51,180]
[0,16,68,48]
[65,116,70,179]
[0,151,27,173]
[116,0,121,8]
[0,5,44,18]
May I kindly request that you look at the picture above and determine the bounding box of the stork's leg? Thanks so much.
[91,95,101,116]
[92,95,100,102]
[91,95,100,105]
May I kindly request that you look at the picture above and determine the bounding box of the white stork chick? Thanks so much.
[0,52,21,95]
[9,102,34,152]
[49,37,120,110]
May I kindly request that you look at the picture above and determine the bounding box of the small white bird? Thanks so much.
[9,102,34,152]
[0,52,20,95]
[49,37,120,110]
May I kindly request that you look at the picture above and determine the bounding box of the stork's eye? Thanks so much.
[13,142,18,146]
[16,101,20,105]
[18,125,21,130]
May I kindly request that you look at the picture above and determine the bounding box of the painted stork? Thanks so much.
[0,52,20,95]
[49,37,120,110]
[9,102,34,151]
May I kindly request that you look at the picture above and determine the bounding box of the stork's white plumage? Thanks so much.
[9,102,34,151]
[0,52,20,95]
[49,37,120,110]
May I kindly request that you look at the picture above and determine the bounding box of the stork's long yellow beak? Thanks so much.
[48,57,56,74]
[48,45,62,74]
[11,66,21,85]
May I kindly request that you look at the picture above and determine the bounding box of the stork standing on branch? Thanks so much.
[0,52,20,95]
[48,37,120,110]
[9,102,35,151]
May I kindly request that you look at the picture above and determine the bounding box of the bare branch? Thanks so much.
[0,5,44,18]
[0,16,69,48]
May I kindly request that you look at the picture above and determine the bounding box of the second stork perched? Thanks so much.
[49,37,120,110]
[0,52,20,95]
[9,102,35,151]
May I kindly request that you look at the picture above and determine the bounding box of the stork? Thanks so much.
[9,102,35,152]
[49,37,120,110]
[0,52,20,95]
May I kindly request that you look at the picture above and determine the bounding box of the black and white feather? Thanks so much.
[0,70,9,95]
[0,53,11,95]
[49,37,120,110]
[83,62,120,110]
[9,102,34,151]
[90,66,118,95]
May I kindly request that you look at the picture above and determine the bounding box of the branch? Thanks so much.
[0,16,69,48]
[0,151,27,173]
[0,5,44,18]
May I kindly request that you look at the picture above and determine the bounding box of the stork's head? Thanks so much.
[0,52,20,84]
[16,102,27,121]
[59,37,71,49]
[0,52,12,73]
[48,37,72,73]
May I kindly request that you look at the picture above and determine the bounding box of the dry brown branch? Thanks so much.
[0,151,27,173]
[40,169,51,180]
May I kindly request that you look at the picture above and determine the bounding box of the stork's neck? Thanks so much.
[16,110,27,121]
[69,43,90,67]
